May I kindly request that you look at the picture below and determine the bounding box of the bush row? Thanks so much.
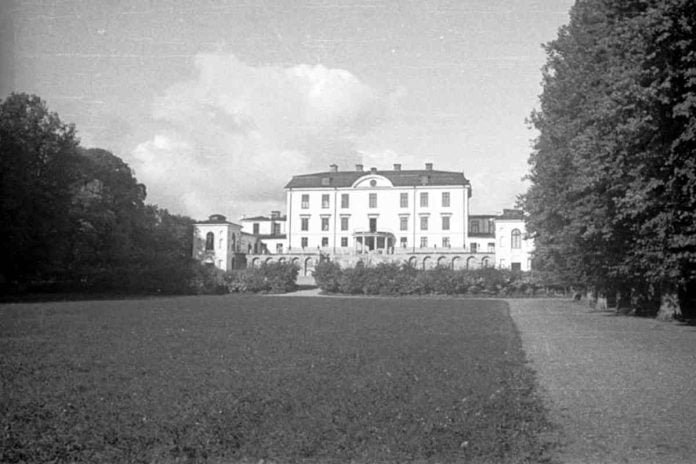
[191,262,299,295]
[314,261,547,296]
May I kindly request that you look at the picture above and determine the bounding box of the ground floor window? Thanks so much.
[301,237,308,248]
[400,237,408,247]
[340,237,348,247]
[276,243,283,253]
[442,237,450,248]
[511,262,521,272]
[487,242,495,253]
[420,237,428,248]
[321,237,329,247]
[470,242,478,253]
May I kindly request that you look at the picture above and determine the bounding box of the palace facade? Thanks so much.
[193,163,533,274]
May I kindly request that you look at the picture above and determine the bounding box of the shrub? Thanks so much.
[313,261,343,293]
[225,262,298,294]
[190,264,228,294]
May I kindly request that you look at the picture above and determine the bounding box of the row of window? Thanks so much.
[301,192,452,209]
[300,236,457,249]
[299,215,453,232]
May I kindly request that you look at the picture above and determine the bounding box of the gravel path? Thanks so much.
[508,298,696,464]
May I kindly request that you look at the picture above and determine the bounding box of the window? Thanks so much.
[400,192,408,208]
[369,193,377,208]
[322,194,330,208]
[321,177,330,186]
[499,259,506,268]
[276,243,283,253]
[321,237,329,247]
[511,262,521,272]
[470,242,478,253]
[420,216,428,231]
[400,237,407,248]
[301,194,309,209]
[442,216,450,230]
[511,229,522,249]
[400,216,408,231]
[341,193,349,208]
[340,217,349,231]
[442,192,450,207]
[470,221,480,233]
[340,237,348,247]
[301,217,309,231]
[487,242,495,253]
[301,237,308,248]
[253,223,260,234]
[272,223,281,235]
[420,192,428,207]
[321,217,329,231]
[420,237,428,248]
[369,217,377,232]
[205,232,214,251]
[442,237,450,248]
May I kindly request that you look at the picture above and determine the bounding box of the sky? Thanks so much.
[0,0,576,219]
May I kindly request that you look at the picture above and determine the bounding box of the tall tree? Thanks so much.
[0,93,81,283]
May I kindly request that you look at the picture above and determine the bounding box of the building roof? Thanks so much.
[241,215,287,222]
[195,214,241,227]
[497,209,525,220]
[285,169,470,189]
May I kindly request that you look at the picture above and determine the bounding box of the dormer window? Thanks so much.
[321,177,331,186]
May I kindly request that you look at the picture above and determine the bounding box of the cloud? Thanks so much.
[131,53,394,219]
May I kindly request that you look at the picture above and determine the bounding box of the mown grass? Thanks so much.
[0,295,556,463]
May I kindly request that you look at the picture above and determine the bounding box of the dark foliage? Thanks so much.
[314,262,545,297]
[225,262,299,293]
[0,93,199,295]
[521,0,696,316]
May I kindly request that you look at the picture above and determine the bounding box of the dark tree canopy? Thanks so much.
[0,93,198,294]
[522,0,696,314]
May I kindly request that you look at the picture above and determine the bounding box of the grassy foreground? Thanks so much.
[1,295,555,463]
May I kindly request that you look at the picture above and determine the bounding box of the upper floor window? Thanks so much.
[301,217,309,231]
[400,192,408,208]
[340,216,349,231]
[442,192,450,207]
[511,229,522,249]
[321,217,330,231]
[470,242,478,253]
[487,242,495,253]
[301,194,309,209]
[400,216,408,231]
[272,223,281,235]
[321,177,330,186]
[322,194,330,209]
[442,216,450,231]
[420,192,428,207]
[205,232,214,251]
[470,221,480,233]
[253,223,260,234]
[341,193,349,208]
[420,216,428,231]
[369,193,377,208]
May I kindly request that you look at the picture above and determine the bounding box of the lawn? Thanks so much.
[0,295,556,463]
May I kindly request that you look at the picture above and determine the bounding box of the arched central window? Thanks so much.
[205,232,215,251]
[511,229,521,249]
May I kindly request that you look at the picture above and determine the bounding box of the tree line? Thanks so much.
[522,0,696,317]
[0,93,204,295]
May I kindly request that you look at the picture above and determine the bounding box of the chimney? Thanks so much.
[425,162,433,171]
[393,163,401,171]
[356,164,363,172]
[329,164,338,172]
[370,167,377,174]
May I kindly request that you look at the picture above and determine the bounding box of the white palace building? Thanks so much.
[193,163,533,276]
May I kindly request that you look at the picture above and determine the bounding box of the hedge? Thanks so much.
[313,262,544,296]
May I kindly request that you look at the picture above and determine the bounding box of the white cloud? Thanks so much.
[131,53,393,219]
